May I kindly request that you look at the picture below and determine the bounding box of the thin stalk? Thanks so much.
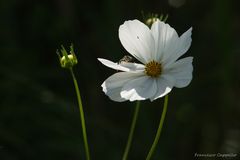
[146,95,169,160]
[122,101,141,160]
[70,68,90,160]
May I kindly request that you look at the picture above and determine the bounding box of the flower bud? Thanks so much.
[145,13,168,27]
[146,17,160,27]
[57,44,78,69]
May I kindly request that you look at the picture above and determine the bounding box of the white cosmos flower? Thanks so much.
[98,19,193,102]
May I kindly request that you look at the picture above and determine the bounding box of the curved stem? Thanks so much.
[146,95,169,160]
[70,68,91,160]
[122,101,141,160]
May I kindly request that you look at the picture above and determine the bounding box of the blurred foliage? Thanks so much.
[0,0,240,159]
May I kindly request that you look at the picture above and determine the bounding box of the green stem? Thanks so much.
[146,95,169,160]
[70,68,90,160]
[122,101,141,160]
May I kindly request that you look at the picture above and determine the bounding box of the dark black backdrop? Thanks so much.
[0,0,240,159]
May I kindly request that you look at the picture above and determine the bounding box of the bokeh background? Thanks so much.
[0,0,240,159]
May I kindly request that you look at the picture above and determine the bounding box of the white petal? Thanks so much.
[175,27,192,59]
[165,57,193,88]
[164,27,192,67]
[120,62,145,71]
[119,20,155,64]
[101,72,144,102]
[150,75,175,101]
[151,20,179,62]
[120,76,157,101]
[98,58,130,71]
[98,58,145,72]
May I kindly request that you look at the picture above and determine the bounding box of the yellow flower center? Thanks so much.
[145,61,162,78]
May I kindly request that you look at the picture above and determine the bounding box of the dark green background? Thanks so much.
[0,0,239,159]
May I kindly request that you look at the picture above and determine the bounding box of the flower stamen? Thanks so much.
[145,61,162,77]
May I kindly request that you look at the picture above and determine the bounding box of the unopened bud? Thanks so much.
[144,13,169,27]
[57,44,78,69]
[146,17,160,27]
